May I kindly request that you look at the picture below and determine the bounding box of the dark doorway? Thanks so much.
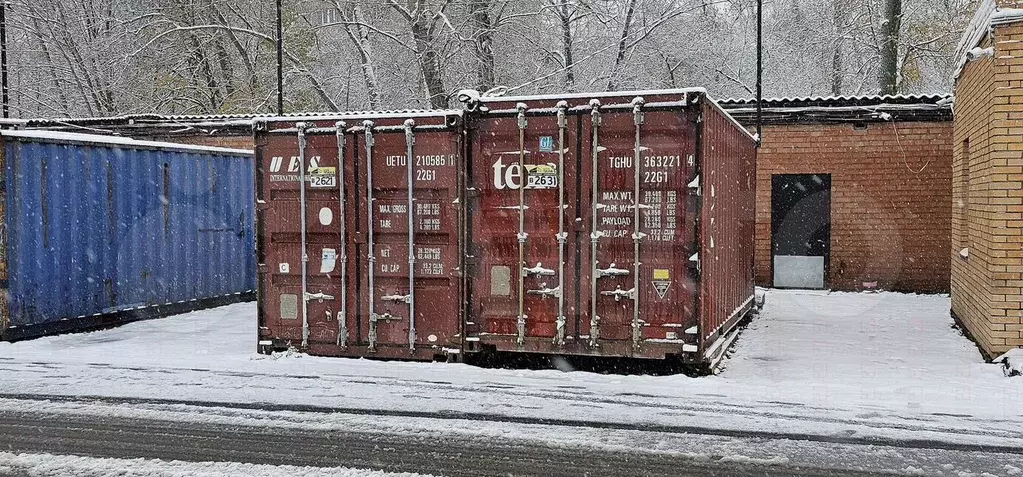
[771,174,831,289]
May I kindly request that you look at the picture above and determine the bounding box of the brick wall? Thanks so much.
[952,24,1023,359]
[756,122,953,293]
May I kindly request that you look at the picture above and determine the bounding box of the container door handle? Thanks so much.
[600,286,636,302]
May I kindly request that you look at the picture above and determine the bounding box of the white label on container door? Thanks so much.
[309,167,337,188]
[525,163,558,189]
[320,248,337,273]
[279,263,290,274]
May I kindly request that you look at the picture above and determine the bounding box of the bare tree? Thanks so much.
[879,0,902,95]
[606,0,638,91]
[0,0,978,118]
[330,0,383,109]
[831,2,846,96]
[469,0,496,91]
[389,0,450,109]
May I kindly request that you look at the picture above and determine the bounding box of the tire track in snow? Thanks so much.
[2,392,1022,457]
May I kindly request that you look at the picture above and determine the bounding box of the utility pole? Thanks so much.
[276,0,284,115]
[1,0,10,118]
[756,0,762,146]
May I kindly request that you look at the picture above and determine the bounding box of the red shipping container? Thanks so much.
[254,111,464,360]
[460,88,756,366]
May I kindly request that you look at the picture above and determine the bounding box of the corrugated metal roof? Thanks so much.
[19,109,453,126]
[718,93,953,125]
[718,93,952,107]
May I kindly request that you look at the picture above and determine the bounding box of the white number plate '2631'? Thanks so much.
[526,164,558,189]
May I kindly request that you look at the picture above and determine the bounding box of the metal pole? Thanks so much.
[1,0,9,118]
[756,0,762,146]
[276,0,284,115]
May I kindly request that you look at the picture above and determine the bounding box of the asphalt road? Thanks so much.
[0,409,894,477]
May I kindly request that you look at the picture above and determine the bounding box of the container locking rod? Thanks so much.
[364,121,378,352]
[631,98,644,350]
[335,121,349,349]
[554,101,568,347]
[405,119,417,353]
[297,122,310,349]
[588,100,602,348]
[516,103,528,347]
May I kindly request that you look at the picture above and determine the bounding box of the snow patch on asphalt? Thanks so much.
[718,455,790,466]
[0,452,431,477]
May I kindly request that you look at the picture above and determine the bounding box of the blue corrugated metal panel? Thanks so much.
[2,135,254,332]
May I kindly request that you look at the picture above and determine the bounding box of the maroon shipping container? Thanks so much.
[254,111,465,360]
[460,88,756,366]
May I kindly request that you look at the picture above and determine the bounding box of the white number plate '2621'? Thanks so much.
[309,167,337,188]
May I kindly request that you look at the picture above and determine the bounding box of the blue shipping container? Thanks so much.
[0,130,255,340]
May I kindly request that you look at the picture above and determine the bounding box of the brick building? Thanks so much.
[721,96,954,293]
[950,0,1023,359]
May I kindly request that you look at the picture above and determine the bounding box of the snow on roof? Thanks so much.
[953,0,1023,80]
[467,87,710,104]
[16,109,461,132]
[0,129,253,155]
[718,94,953,124]
[460,87,755,142]
[719,93,952,107]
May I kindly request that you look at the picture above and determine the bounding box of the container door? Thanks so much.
[472,110,579,348]
[260,127,345,348]
[357,124,461,356]
[771,174,831,289]
[588,108,696,349]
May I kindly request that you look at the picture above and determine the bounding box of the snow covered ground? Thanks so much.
[1,289,1021,473]
[0,452,432,477]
